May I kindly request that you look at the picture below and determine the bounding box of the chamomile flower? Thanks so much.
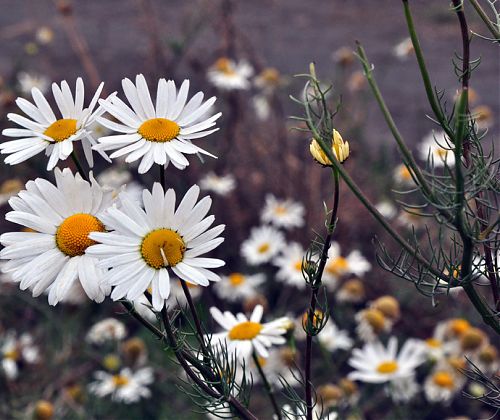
[1,331,39,380]
[274,242,307,289]
[348,337,426,383]
[0,168,113,305]
[375,200,397,219]
[323,242,371,291]
[214,272,265,302]
[1,78,110,170]
[241,225,285,265]
[261,194,305,229]
[254,67,282,93]
[17,71,50,95]
[318,321,353,353]
[86,318,127,345]
[336,278,366,303]
[207,58,253,91]
[424,367,465,403]
[89,367,154,403]
[355,308,392,342]
[87,184,225,311]
[418,130,455,167]
[393,163,414,185]
[95,74,221,174]
[393,37,414,59]
[209,305,289,360]
[199,172,236,196]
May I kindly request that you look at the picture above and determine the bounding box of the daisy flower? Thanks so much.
[392,37,414,59]
[1,331,39,380]
[241,225,285,265]
[336,278,366,303]
[207,57,253,91]
[348,337,426,384]
[254,67,282,93]
[94,74,220,174]
[318,321,353,353]
[393,163,414,185]
[0,168,113,305]
[17,71,50,95]
[87,184,225,311]
[274,242,307,289]
[424,367,465,403]
[261,194,305,229]
[355,308,392,342]
[208,305,289,360]
[199,172,236,196]
[323,242,371,291]
[86,318,127,345]
[214,272,265,302]
[89,367,154,403]
[1,78,110,170]
[471,105,494,130]
[251,347,301,388]
[375,200,397,219]
[418,130,455,167]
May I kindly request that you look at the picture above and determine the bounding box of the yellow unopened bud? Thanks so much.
[121,337,146,364]
[479,345,497,364]
[310,130,350,166]
[460,328,486,351]
[338,378,358,396]
[34,400,54,420]
[372,296,401,321]
[362,308,386,333]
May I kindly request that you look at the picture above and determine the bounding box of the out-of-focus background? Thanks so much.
[0,0,499,419]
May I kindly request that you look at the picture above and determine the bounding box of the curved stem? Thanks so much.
[468,0,500,43]
[252,351,281,420]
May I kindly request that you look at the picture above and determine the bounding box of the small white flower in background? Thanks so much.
[336,278,366,303]
[89,367,154,403]
[254,67,282,93]
[274,242,307,289]
[418,130,455,167]
[252,94,271,120]
[214,272,265,302]
[207,57,253,91]
[348,337,426,384]
[318,321,353,353]
[393,163,415,186]
[424,365,465,404]
[0,178,23,207]
[241,225,285,265]
[96,167,144,206]
[87,184,225,311]
[95,74,221,174]
[355,308,392,342]
[0,168,113,305]
[1,331,39,380]
[199,172,236,196]
[208,304,289,360]
[169,278,203,305]
[277,403,338,420]
[1,77,110,170]
[35,26,54,45]
[375,200,397,219]
[86,318,127,344]
[250,347,301,389]
[17,71,50,95]
[393,37,414,59]
[471,105,494,130]
[323,242,371,292]
[387,376,420,403]
[261,194,305,230]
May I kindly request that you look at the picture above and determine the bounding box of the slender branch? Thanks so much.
[468,0,500,42]
[159,164,166,190]
[252,351,281,420]
[70,152,88,182]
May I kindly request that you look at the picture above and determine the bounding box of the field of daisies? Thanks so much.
[0,1,499,419]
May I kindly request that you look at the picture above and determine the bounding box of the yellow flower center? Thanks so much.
[229,273,246,287]
[228,321,262,340]
[435,148,448,159]
[294,260,303,272]
[432,371,454,389]
[141,229,186,269]
[363,308,386,333]
[43,119,77,142]
[274,205,287,215]
[102,354,121,371]
[111,374,130,387]
[214,57,236,75]
[56,213,105,257]
[326,256,349,276]
[449,319,470,336]
[138,118,180,142]
[376,360,398,374]
[399,165,412,181]
[257,243,270,254]
[260,68,280,85]
[3,349,20,360]
[425,338,442,349]
[256,356,267,367]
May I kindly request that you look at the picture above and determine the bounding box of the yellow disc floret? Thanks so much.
[229,273,246,286]
[44,119,78,142]
[138,118,180,142]
[214,57,236,75]
[257,243,270,254]
[111,374,130,387]
[326,256,349,276]
[56,213,105,257]
[228,321,262,340]
[432,371,455,389]
[141,228,186,269]
[376,360,398,374]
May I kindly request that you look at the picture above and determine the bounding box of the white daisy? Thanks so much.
[348,337,426,384]
[208,305,289,360]
[318,321,353,353]
[336,278,366,303]
[0,168,113,305]
[17,71,50,95]
[392,37,414,59]
[323,242,371,291]
[393,163,415,185]
[251,347,301,388]
[207,58,253,91]
[254,68,282,94]
[274,242,307,289]
[1,78,110,170]
[241,225,285,265]
[261,194,305,230]
[94,74,221,174]
[424,367,465,404]
[355,308,392,342]
[89,367,154,403]
[375,200,397,219]
[199,172,236,196]
[86,318,127,345]
[418,130,456,167]
[87,184,225,311]
[1,331,39,380]
[214,272,265,302]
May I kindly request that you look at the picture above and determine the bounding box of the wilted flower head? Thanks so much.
[310,129,349,166]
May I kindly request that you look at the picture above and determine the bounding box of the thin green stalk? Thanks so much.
[70,151,88,181]
[252,351,281,420]
[468,0,500,42]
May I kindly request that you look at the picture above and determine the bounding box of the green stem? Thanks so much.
[252,351,281,420]
[468,0,500,43]
[70,151,88,181]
